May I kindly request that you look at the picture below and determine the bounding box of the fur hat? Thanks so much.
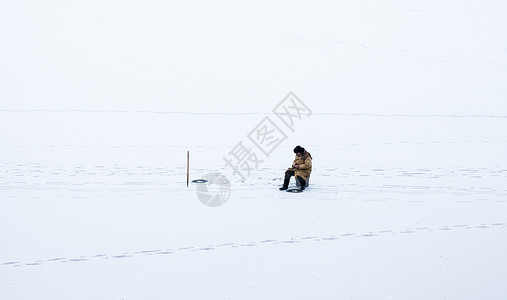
[293,145,305,154]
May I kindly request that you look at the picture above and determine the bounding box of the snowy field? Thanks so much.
[2,1,507,299]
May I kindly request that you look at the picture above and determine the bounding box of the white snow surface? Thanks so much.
[1,1,507,299]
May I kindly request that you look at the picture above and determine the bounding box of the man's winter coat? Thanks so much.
[289,150,312,181]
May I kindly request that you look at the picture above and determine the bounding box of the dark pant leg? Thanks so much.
[283,170,295,188]
[296,176,306,189]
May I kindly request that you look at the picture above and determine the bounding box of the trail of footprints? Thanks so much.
[3,222,506,268]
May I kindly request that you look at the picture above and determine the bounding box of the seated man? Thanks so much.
[279,145,312,191]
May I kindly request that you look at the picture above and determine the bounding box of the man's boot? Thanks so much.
[297,176,306,191]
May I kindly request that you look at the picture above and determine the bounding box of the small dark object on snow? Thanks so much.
[191,179,208,183]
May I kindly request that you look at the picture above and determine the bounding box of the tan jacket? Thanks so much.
[288,151,312,181]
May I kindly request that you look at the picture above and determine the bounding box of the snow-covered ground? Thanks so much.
[2,1,507,299]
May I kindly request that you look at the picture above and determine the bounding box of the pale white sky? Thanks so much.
[1,0,506,114]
